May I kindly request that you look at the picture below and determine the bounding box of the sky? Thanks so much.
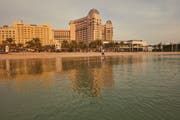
[0,0,180,44]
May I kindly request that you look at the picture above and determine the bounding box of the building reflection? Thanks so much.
[0,58,63,91]
[62,57,114,97]
[68,56,146,97]
[0,56,147,94]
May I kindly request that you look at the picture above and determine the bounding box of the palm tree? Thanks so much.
[119,41,124,48]
[69,41,78,52]
[16,43,24,52]
[42,45,55,52]
[26,38,42,52]
[61,40,69,51]
[61,40,69,48]
[157,42,163,52]
[2,38,16,52]
[2,38,14,45]
[78,42,87,52]
[7,38,14,43]
[89,40,103,51]
[95,40,103,47]
[105,41,115,51]
[0,44,3,51]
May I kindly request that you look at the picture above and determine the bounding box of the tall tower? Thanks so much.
[69,9,113,42]
[87,9,102,41]
[103,20,113,41]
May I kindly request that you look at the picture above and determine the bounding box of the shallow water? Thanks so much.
[0,55,180,120]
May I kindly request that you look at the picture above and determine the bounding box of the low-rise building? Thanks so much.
[152,42,180,52]
[115,40,148,52]
[52,29,70,50]
[126,40,148,52]
[53,29,70,41]
[0,21,53,46]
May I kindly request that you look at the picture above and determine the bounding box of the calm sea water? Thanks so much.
[0,55,179,120]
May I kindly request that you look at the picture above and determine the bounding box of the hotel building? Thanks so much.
[0,9,113,46]
[0,21,53,46]
[0,26,16,44]
[69,8,113,42]
[52,29,70,49]
[102,20,113,41]
[53,29,70,41]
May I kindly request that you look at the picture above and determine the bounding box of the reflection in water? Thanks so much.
[61,57,115,97]
[0,55,179,120]
[0,56,146,95]
[69,62,114,97]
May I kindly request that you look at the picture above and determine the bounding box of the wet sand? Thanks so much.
[0,52,180,59]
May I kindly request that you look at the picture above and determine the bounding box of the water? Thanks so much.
[0,55,179,120]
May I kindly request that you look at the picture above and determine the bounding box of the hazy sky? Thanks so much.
[0,0,180,44]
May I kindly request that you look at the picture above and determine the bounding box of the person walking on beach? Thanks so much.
[101,49,105,56]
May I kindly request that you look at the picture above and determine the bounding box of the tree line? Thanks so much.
[0,38,122,52]
[0,38,51,52]
[3,38,176,52]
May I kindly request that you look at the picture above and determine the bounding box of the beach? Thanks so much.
[0,52,180,59]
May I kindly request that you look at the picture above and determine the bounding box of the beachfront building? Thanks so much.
[52,29,70,50]
[69,8,113,42]
[126,40,148,52]
[13,21,53,46]
[152,42,180,52]
[111,40,148,52]
[0,21,53,46]
[102,20,113,41]
[53,29,70,41]
[0,25,16,44]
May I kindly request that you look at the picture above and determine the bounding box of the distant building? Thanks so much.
[0,21,53,46]
[103,40,148,52]
[52,29,70,50]
[102,20,113,41]
[69,8,113,42]
[152,42,180,52]
[13,21,53,45]
[0,9,113,46]
[53,29,70,41]
[0,25,16,44]
[126,40,148,52]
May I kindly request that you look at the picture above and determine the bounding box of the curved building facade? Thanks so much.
[69,9,113,42]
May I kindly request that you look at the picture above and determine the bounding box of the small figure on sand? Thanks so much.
[101,49,105,56]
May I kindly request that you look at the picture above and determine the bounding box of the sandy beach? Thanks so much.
[0,52,179,59]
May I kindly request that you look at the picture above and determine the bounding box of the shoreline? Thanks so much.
[0,52,180,59]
